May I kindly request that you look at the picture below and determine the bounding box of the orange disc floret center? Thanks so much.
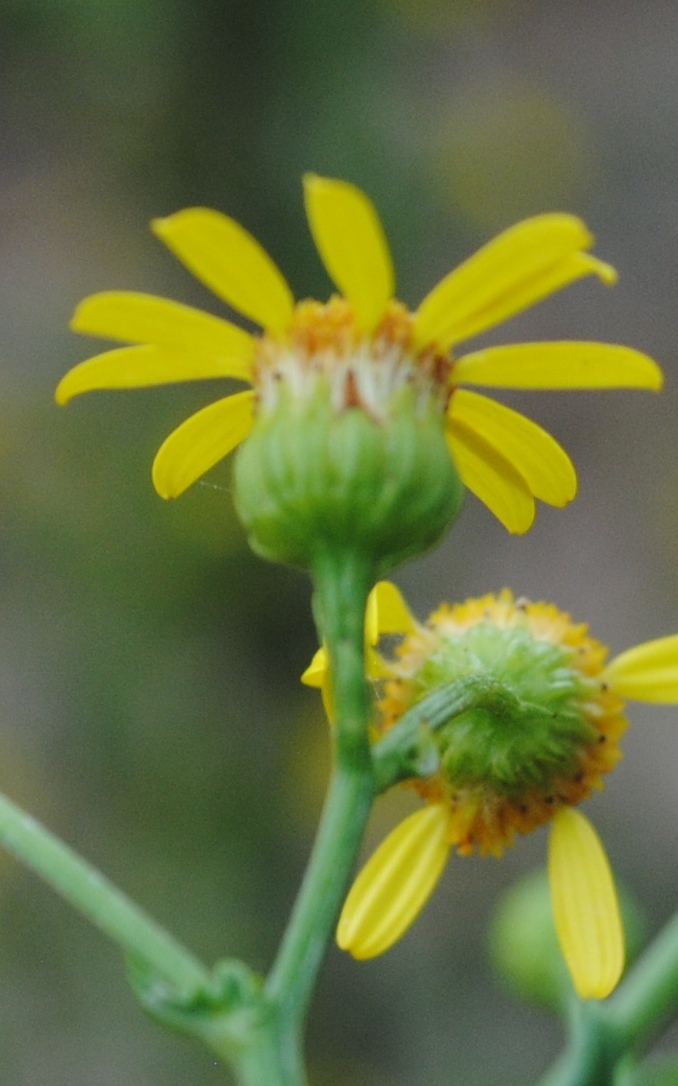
[253,296,454,419]
[376,590,628,857]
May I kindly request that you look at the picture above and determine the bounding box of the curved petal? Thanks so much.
[604,634,678,703]
[337,805,451,960]
[71,292,255,377]
[450,390,577,506]
[303,174,394,334]
[152,209,294,334]
[446,419,535,533]
[365,647,396,681]
[301,646,328,688]
[365,580,418,645]
[548,808,624,1000]
[152,390,256,499]
[455,342,663,391]
[414,214,615,351]
[56,344,252,404]
[300,647,335,721]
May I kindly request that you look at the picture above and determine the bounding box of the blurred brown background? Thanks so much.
[0,0,676,1082]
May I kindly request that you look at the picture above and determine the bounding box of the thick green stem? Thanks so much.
[539,904,678,1086]
[537,999,624,1086]
[0,791,209,992]
[263,549,376,1080]
[608,909,678,1049]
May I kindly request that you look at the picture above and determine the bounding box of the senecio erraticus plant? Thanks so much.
[0,174,674,1085]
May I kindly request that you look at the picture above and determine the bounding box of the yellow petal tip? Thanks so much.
[595,259,618,286]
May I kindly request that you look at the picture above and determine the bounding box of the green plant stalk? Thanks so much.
[537,998,624,1086]
[538,897,678,1086]
[0,791,210,993]
[608,908,678,1050]
[258,548,376,1084]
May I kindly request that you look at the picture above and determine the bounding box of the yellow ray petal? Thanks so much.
[365,581,418,646]
[548,808,624,1000]
[337,805,451,960]
[604,634,678,703]
[450,390,577,507]
[56,344,251,404]
[414,214,614,351]
[446,419,535,533]
[152,208,295,334]
[455,342,663,391]
[152,390,255,499]
[366,647,396,681]
[303,174,395,334]
[71,292,255,377]
[301,646,328,688]
[301,645,335,721]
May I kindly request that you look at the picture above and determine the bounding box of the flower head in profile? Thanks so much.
[57,175,661,537]
[304,582,678,1000]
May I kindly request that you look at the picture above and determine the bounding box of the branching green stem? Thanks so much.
[608,908,678,1049]
[0,791,210,992]
[256,549,376,1082]
[539,884,678,1086]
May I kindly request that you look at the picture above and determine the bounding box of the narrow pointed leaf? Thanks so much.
[152,209,295,333]
[450,389,577,506]
[152,390,255,498]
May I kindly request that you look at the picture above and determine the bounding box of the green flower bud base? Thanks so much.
[415,624,597,798]
[233,384,464,574]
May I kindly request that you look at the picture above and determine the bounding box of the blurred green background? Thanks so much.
[0,0,677,1082]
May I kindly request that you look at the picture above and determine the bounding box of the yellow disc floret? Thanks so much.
[378,590,628,856]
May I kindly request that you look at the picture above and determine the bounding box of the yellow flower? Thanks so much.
[306,583,678,1000]
[57,176,661,534]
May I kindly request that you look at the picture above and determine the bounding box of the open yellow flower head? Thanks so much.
[58,176,661,565]
[332,583,678,999]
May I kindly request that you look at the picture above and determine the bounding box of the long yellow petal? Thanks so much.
[446,419,535,533]
[365,581,418,646]
[152,208,295,334]
[604,634,678,703]
[450,390,577,507]
[414,214,614,351]
[303,174,394,334]
[56,345,252,404]
[301,646,328,688]
[455,342,663,390]
[548,809,624,1000]
[152,390,256,499]
[337,805,451,959]
[71,292,255,377]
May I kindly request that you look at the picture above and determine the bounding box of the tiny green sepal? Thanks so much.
[128,955,271,1056]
